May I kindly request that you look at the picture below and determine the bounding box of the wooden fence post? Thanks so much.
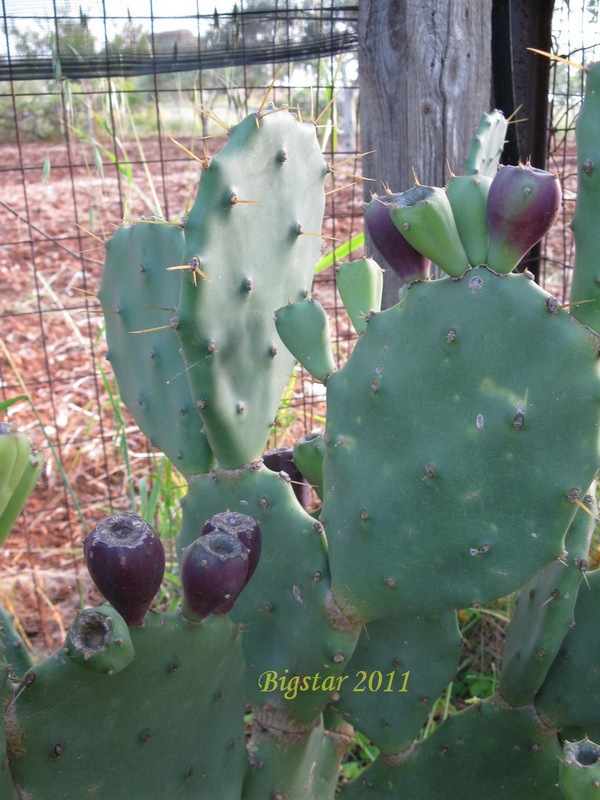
[358,0,494,307]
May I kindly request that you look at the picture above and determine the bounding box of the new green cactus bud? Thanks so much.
[336,258,384,335]
[274,297,335,382]
[463,109,508,178]
[389,184,470,277]
[444,174,492,266]
[293,431,325,501]
[486,164,561,273]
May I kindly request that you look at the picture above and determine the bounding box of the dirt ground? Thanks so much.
[0,130,584,660]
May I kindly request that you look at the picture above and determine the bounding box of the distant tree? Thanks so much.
[103,16,151,60]
[9,7,96,63]
[53,12,96,63]
[3,8,96,141]
[201,0,357,96]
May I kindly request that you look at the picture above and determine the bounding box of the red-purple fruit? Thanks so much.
[365,192,431,282]
[181,532,250,621]
[486,164,562,273]
[200,511,262,584]
[83,512,165,627]
[262,447,312,509]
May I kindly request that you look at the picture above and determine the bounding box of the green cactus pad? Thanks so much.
[445,174,491,267]
[339,695,563,799]
[569,61,600,332]
[330,610,461,754]
[176,106,328,468]
[8,612,247,799]
[99,221,214,477]
[322,267,600,621]
[559,739,600,799]
[500,486,597,708]
[244,712,347,800]
[274,297,336,382]
[0,605,33,679]
[0,426,42,546]
[177,463,360,724]
[536,567,600,730]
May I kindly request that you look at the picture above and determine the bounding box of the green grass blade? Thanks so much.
[314,232,364,274]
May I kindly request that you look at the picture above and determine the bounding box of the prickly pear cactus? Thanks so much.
[330,610,461,754]
[99,221,214,477]
[4,63,600,800]
[0,423,42,546]
[175,105,328,469]
[177,463,360,726]
[339,695,565,799]
[318,267,600,621]
[500,487,597,708]
[7,610,248,800]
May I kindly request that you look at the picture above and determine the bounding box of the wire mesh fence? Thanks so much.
[541,0,600,298]
[0,2,364,605]
[0,0,598,640]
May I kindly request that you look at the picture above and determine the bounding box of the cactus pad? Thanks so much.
[8,612,247,799]
[175,107,328,468]
[99,221,214,476]
[177,463,360,724]
[323,267,600,621]
[340,695,563,799]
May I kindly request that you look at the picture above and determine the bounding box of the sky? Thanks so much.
[1,1,598,61]
[1,0,240,53]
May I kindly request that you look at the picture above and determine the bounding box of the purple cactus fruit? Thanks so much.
[200,511,262,584]
[262,447,312,509]
[365,192,431,282]
[486,164,562,274]
[83,512,165,627]
[181,531,250,621]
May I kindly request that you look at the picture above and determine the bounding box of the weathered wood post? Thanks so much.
[358,0,494,307]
